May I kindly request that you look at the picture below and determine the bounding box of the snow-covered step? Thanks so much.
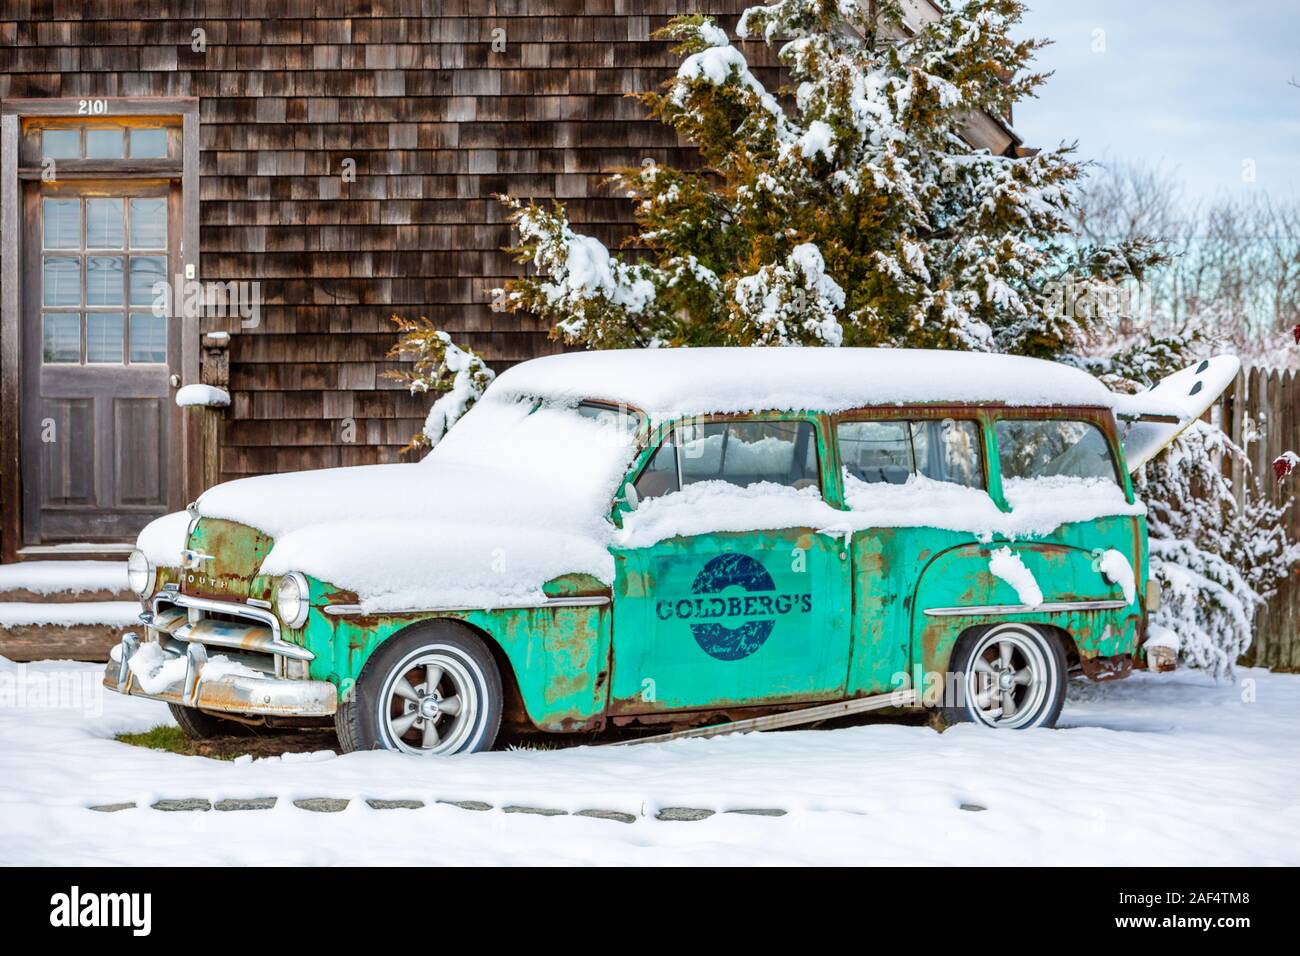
[0,560,130,602]
[0,596,140,664]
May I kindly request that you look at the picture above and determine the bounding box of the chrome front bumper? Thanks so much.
[105,632,337,717]
[103,591,338,719]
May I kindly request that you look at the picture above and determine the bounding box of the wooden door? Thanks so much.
[20,179,183,545]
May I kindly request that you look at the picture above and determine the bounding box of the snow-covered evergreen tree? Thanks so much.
[496,0,1162,352]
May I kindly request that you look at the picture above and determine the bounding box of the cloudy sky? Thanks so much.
[1012,0,1299,202]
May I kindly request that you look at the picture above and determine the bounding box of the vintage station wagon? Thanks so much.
[105,348,1235,754]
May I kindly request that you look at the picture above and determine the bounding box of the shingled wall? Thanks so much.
[0,0,777,487]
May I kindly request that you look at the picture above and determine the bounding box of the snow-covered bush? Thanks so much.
[1090,336,1299,676]
[495,0,1160,351]
[384,315,494,450]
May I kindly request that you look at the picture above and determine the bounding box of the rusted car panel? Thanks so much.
[298,598,613,733]
[608,527,852,715]
[178,518,275,602]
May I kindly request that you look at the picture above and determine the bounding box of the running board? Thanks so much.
[608,688,918,747]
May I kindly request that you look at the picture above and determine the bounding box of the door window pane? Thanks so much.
[129,256,166,306]
[86,198,124,248]
[680,420,820,491]
[42,313,81,363]
[633,437,678,502]
[911,420,983,487]
[86,255,124,305]
[995,419,1118,484]
[838,419,983,488]
[86,312,124,363]
[42,198,80,249]
[85,128,124,159]
[128,312,167,363]
[129,128,168,158]
[837,421,913,484]
[41,129,80,159]
[42,257,81,306]
[128,198,166,249]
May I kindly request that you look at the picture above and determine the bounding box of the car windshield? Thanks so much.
[421,394,643,517]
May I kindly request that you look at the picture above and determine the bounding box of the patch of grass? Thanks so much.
[115,724,340,760]
[115,724,233,759]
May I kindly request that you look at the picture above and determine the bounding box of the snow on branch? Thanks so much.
[384,316,495,451]
[731,243,846,346]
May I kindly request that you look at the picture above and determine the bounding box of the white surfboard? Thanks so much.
[1114,354,1241,473]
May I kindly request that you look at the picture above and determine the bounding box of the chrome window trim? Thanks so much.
[923,599,1130,618]
[323,594,611,617]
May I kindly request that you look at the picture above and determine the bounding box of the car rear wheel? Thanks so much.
[335,622,502,756]
[943,623,1066,729]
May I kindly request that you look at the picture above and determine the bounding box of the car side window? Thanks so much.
[633,420,821,501]
[632,436,679,502]
[838,419,983,488]
[995,419,1118,484]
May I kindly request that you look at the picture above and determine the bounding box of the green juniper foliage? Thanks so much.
[495,0,1163,354]
[384,315,494,451]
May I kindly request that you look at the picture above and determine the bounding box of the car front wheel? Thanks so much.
[335,622,502,756]
[168,702,250,739]
[943,623,1066,729]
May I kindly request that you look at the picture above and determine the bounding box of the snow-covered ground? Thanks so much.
[1,656,1297,866]
[0,560,127,595]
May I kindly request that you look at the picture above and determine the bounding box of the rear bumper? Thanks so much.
[104,632,337,718]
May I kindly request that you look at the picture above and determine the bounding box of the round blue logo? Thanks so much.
[688,553,777,661]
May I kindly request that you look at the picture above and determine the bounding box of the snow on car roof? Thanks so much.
[489,347,1118,418]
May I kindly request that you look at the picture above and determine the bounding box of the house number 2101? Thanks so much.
[77,98,108,115]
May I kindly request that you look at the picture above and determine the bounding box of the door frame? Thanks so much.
[1,97,200,561]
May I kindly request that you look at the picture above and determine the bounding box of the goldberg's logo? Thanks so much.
[655,553,811,661]
[49,886,151,936]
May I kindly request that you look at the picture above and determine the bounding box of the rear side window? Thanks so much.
[633,420,821,501]
[995,419,1118,483]
[837,419,983,488]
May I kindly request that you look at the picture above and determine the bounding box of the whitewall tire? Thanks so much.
[335,622,502,755]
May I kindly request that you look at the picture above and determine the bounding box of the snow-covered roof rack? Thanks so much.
[489,348,1119,420]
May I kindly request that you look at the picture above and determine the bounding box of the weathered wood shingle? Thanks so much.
[0,0,776,483]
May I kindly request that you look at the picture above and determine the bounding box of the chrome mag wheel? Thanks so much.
[379,648,482,755]
[963,624,1054,729]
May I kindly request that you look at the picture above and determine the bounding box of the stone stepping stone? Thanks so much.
[575,809,636,824]
[727,808,786,817]
[88,802,135,813]
[215,798,277,811]
[438,799,492,812]
[366,799,425,810]
[503,805,566,816]
[655,807,715,822]
[152,798,211,812]
[293,798,349,813]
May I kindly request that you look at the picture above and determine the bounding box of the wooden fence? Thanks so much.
[1214,367,1300,670]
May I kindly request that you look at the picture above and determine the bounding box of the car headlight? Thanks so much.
[275,571,310,629]
[126,549,155,598]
